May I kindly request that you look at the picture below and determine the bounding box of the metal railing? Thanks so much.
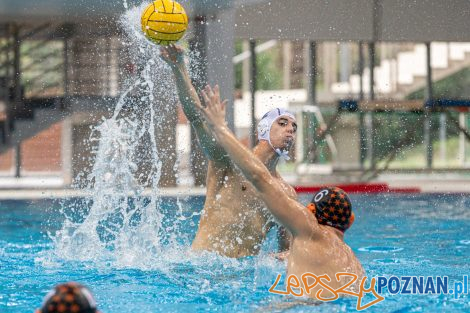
[294,103,470,177]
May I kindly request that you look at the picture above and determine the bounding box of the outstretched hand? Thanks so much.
[160,44,185,68]
[197,85,228,128]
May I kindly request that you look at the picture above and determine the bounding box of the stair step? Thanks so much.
[334,43,470,97]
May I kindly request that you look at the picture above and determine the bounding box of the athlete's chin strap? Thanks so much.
[275,148,290,161]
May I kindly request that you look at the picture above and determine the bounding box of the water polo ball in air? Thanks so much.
[141,0,188,45]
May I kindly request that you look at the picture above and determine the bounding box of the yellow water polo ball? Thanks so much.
[141,0,188,45]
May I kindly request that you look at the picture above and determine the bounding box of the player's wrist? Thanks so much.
[211,122,229,132]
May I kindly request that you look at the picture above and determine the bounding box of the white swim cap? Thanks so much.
[257,108,296,160]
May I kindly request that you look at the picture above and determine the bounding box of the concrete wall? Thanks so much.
[0,0,235,23]
[235,0,470,42]
[3,1,470,42]
[236,0,374,41]
[379,0,470,42]
[205,9,235,129]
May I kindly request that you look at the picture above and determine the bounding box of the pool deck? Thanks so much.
[292,172,470,194]
[0,173,468,199]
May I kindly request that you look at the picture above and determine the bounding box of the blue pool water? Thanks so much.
[1,193,470,312]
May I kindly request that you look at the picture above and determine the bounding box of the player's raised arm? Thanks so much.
[197,85,316,236]
[160,45,229,163]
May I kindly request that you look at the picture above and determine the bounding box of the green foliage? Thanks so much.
[407,67,470,100]
[20,40,64,96]
[234,40,282,91]
[256,50,282,90]
[371,111,462,163]
[371,112,422,160]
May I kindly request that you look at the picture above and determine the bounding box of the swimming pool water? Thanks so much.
[1,194,469,312]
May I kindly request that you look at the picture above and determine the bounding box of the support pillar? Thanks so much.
[424,42,433,169]
[242,40,250,92]
[61,117,73,185]
[12,24,22,126]
[339,43,351,83]
[187,10,236,185]
[249,39,257,148]
[439,113,446,165]
[205,9,235,131]
[307,41,317,104]
[282,41,292,90]
[188,16,208,187]
[459,113,466,166]
[305,41,317,163]
[358,42,366,169]
[366,42,375,169]
[63,38,69,98]
[14,144,20,178]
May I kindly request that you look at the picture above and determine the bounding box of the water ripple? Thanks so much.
[358,246,404,253]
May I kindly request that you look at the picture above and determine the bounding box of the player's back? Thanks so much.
[287,226,365,298]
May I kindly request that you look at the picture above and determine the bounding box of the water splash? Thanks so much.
[50,4,180,270]
[46,3,255,274]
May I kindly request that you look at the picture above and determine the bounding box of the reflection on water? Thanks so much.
[358,246,404,253]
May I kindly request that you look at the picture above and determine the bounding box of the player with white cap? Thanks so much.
[161,45,298,258]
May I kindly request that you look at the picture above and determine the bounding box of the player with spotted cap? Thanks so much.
[161,44,298,258]
[307,187,355,232]
[196,84,365,299]
[36,282,100,313]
